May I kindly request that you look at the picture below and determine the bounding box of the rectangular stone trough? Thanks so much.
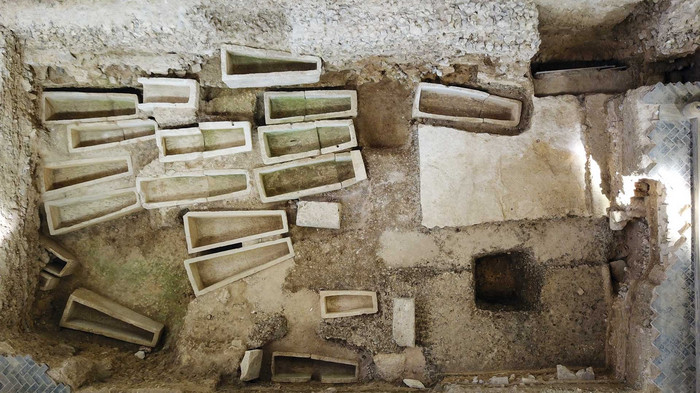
[41,156,133,197]
[184,237,294,297]
[156,121,252,162]
[136,169,250,209]
[39,271,60,291]
[67,119,158,152]
[44,188,142,236]
[39,235,80,277]
[258,120,357,164]
[184,210,289,254]
[264,90,357,124]
[320,290,378,319]
[138,77,199,111]
[412,83,522,128]
[42,91,139,124]
[59,288,164,347]
[220,45,322,88]
[271,352,358,383]
[253,151,367,203]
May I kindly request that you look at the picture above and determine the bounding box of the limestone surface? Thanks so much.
[392,298,415,347]
[240,349,263,381]
[419,96,607,228]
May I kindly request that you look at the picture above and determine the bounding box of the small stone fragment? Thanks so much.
[134,351,146,360]
[556,365,577,380]
[521,374,537,383]
[576,367,595,380]
[296,201,341,229]
[576,288,585,296]
[403,378,425,389]
[488,376,509,385]
[240,349,263,381]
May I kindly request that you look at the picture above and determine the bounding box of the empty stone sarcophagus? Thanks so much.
[41,156,133,197]
[271,352,359,383]
[42,91,139,124]
[67,119,158,152]
[44,188,142,236]
[253,151,367,203]
[59,288,164,347]
[264,90,357,124]
[39,235,80,277]
[136,169,250,209]
[184,238,294,297]
[412,83,522,128]
[184,210,289,253]
[156,121,252,162]
[137,77,199,111]
[320,290,378,318]
[220,45,322,89]
[258,120,357,164]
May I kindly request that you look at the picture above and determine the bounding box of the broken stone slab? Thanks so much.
[184,238,294,297]
[221,45,322,89]
[39,271,60,291]
[412,83,521,128]
[403,379,425,389]
[271,352,358,383]
[42,91,140,124]
[254,151,367,203]
[39,235,80,277]
[264,90,357,124]
[67,119,158,153]
[136,169,250,209]
[258,120,357,165]
[576,367,595,380]
[41,156,133,197]
[137,77,199,112]
[60,288,164,347]
[296,201,341,229]
[393,298,415,347]
[240,349,263,381]
[183,210,289,253]
[320,290,378,318]
[156,121,252,162]
[44,188,142,235]
[556,365,577,380]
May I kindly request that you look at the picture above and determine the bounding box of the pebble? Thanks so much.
[134,351,146,360]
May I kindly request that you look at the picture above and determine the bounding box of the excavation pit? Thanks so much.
[473,250,541,312]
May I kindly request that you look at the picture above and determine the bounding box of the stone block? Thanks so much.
[39,235,80,277]
[184,210,288,253]
[556,365,576,380]
[296,201,341,229]
[264,90,357,124]
[221,45,322,89]
[184,238,294,297]
[42,91,139,124]
[156,121,252,162]
[67,119,157,153]
[254,151,366,203]
[41,156,133,197]
[412,83,521,128]
[44,188,142,235]
[258,120,357,164]
[240,349,263,381]
[138,77,199,112]
[271,352,358,383]
[393,298,415,347]
[320,290,378,318]
[136,169,250,209]
[59,288,164,347]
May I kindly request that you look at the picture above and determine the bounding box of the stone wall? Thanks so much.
[0,28,40,330]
